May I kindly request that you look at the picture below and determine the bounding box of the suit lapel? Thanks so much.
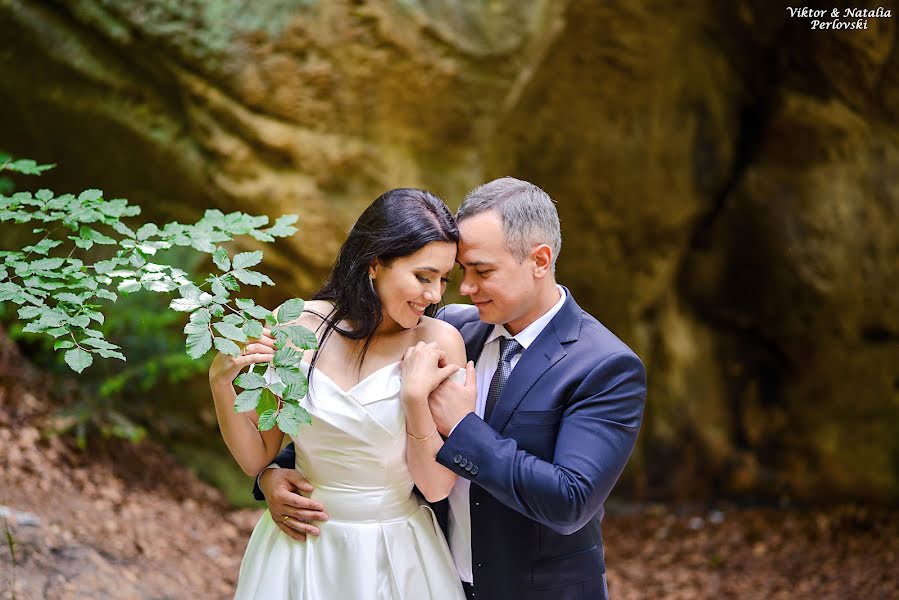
[487,323,566,432]
[487,290,583,432]
[461,320,492,364]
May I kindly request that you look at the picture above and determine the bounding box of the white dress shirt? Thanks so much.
[447,286,567,583]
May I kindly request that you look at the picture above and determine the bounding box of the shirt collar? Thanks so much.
[485,285,567,350]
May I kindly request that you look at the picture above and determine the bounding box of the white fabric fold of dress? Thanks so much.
[234,361,465,600]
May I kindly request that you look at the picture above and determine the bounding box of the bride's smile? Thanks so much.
[369,240,456,332]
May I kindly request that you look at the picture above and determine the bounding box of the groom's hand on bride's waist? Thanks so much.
[259,468,329,541]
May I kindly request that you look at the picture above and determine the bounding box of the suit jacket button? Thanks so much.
[460,458,469,467]
[453,454,462,464]
[464,463,473,471]
[470,466,479,475]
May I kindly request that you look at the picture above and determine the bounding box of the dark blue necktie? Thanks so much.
[483,337,522,422]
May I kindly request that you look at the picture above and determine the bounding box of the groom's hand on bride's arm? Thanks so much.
[259,468,329,541]
[428,361,477,437]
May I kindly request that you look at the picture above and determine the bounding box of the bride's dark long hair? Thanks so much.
[306,188,459,377]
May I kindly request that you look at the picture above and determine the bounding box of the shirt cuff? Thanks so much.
[448,412,474,436]
[255,463,281,490]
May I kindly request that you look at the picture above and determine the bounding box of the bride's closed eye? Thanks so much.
[417,274,451,284]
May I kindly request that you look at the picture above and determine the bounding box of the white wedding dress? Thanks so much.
[233,361,465,600]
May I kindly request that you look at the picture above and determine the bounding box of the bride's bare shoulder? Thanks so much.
[415,316,465,363]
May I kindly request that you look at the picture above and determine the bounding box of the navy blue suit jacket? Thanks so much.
[255,290,646,599]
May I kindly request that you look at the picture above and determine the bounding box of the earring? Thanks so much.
[368,273,376,293]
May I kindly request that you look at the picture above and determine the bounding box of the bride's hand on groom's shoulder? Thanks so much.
[400,341,460,404]
[208,328,276,387]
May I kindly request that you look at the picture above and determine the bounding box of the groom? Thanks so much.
[257,178,646,599]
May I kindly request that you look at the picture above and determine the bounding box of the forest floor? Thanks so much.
[1,346,897,599]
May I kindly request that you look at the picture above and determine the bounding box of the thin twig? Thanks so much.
[2,512,17,600]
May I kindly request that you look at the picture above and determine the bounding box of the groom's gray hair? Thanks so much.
[456,177,561,269]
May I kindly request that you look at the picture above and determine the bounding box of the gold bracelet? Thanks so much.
[407,426,439,441]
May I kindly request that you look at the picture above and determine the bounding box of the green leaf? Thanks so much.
[72,236,94,250]
[129,252,146,268]
[68,314,90,328]
[259,387,279,411]
[279,324,319,350]
[233,269,274,287]
[276,367,306,387]
[186,329,213,359]
[5,159,55,175]
[54,292,85,304]
[178,283,203,300]
[211,278,228,298]
[95,288,117,302]
[234,388,263,412]
[212,247,230,271]
[222,313,244,326]
[170,298,200,312]
[183,321,207,335]
[220,274,240,291]
[234,372,266,390]
[243,320,264,338]
[213,336,241,356]
[283,381,309,401]
[17,305,44,320]
[136,223,159,240]
[118,279,141,294]
[111,221,135,238]
[78,226,116,245]
[107,267,136,278]
[64,348,93,373]
[53,340,75,350]
[273,345,302,368]
[265,215,299,237]
[80,337,119,350]
[143,279,177,293]
[232,251,263,270]
[96,348,126,361]
[22,239,63,255]
[276,402,310,437]
[29,257,65,271]
[190,308,212,325]
[277,298,305,323]
[213,322,248,343]
[78,189,103,201]
[241,303,272,320]
[36,309,70,328]
[257,408,278,431]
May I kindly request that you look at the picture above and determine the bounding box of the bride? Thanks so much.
[207,188,469,599]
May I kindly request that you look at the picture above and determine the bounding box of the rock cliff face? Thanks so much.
[1,0,896,502]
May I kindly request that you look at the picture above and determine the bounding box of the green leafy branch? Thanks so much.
[0,157,314,437]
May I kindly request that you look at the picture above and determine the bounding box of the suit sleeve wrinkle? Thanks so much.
[445,350,646,535]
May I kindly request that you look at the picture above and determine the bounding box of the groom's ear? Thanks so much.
[530,244,553,279]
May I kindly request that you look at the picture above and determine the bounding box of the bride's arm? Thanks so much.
[401,323,470,502]
[209,329,285,476]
